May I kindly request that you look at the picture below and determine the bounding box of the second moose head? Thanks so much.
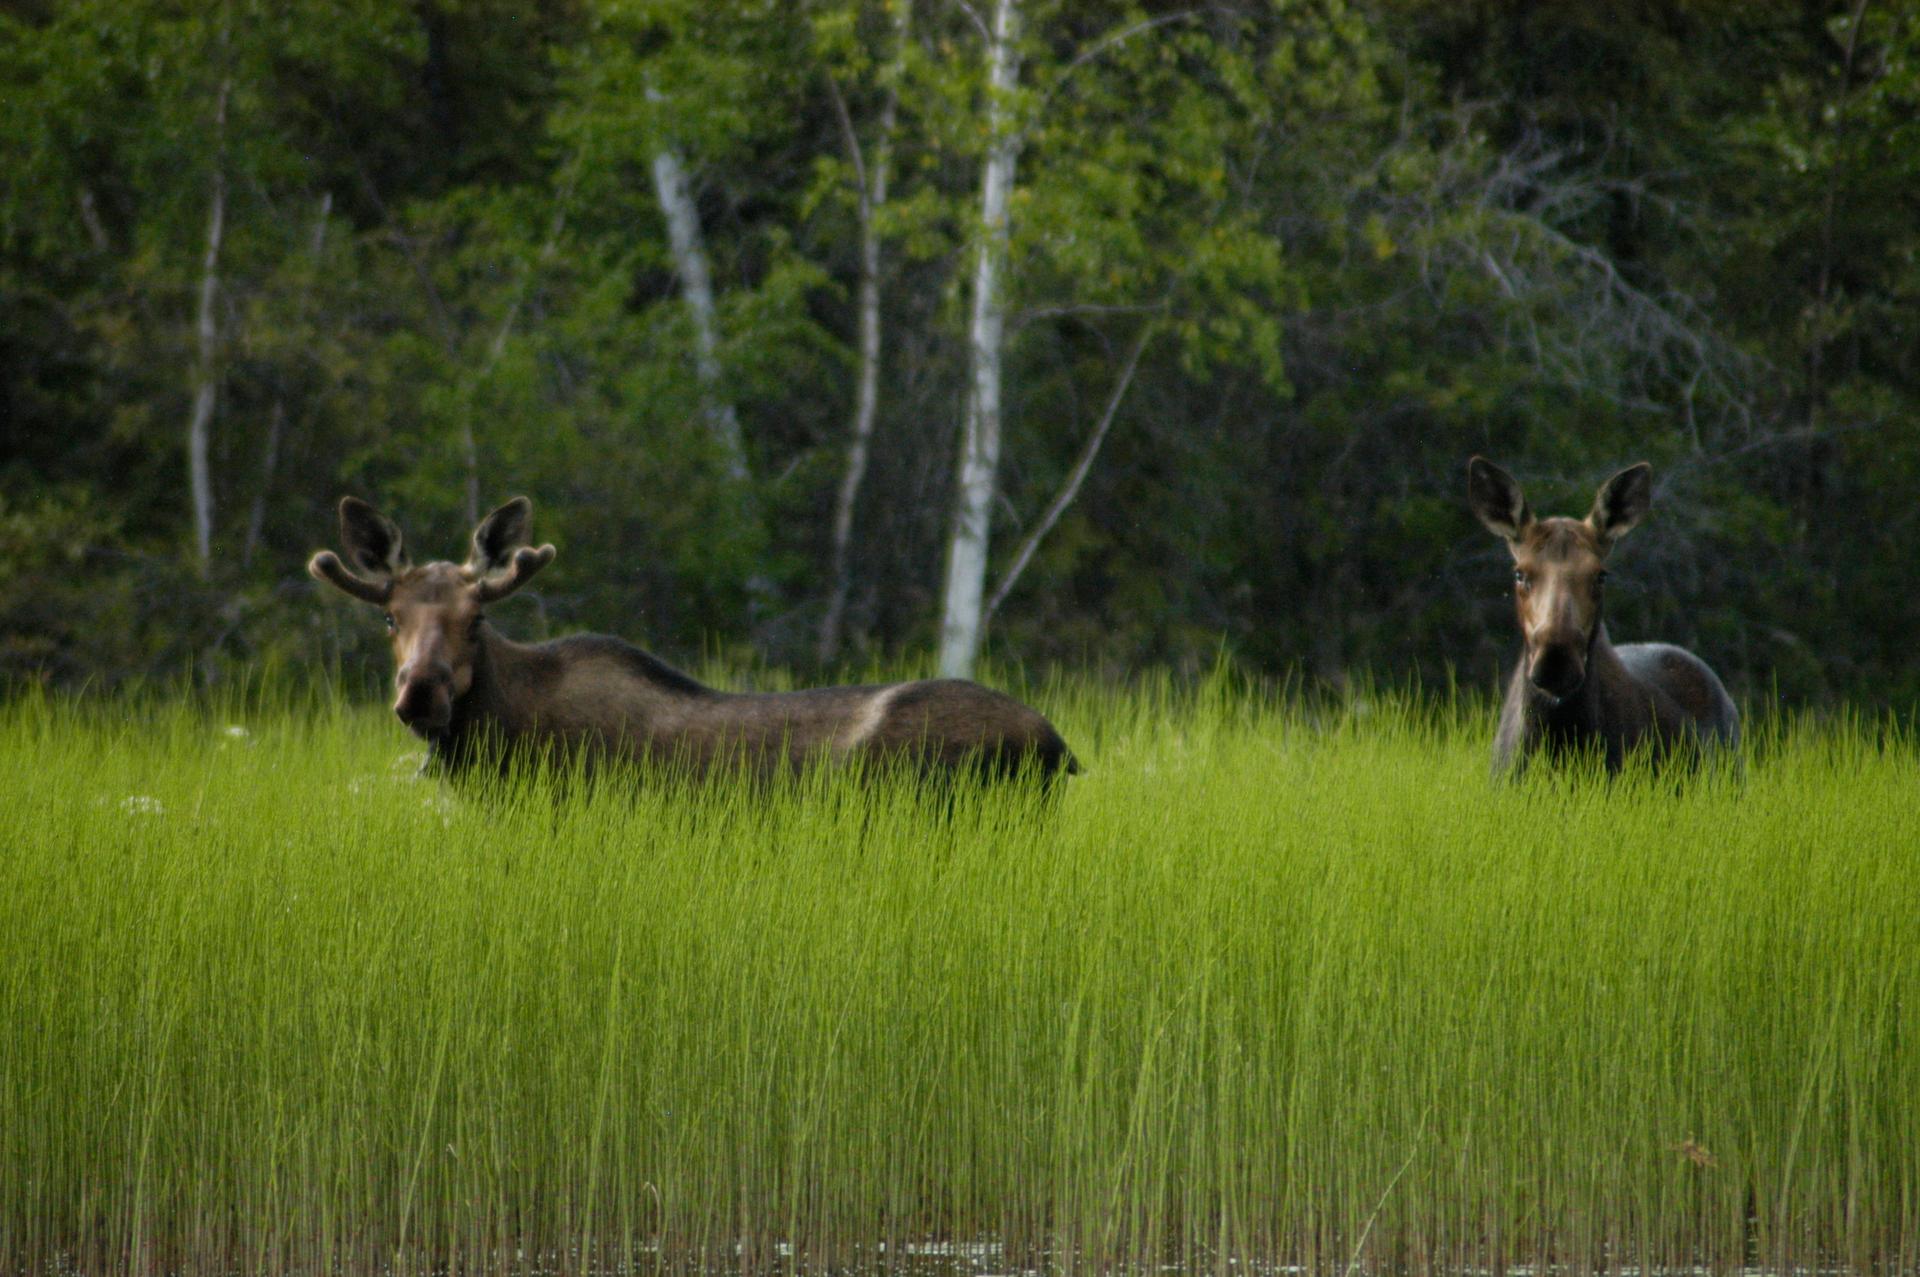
[1468,456,1650,702]
[1465,457,1738,776]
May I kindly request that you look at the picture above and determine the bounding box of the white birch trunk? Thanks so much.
[648,88,747,485]
[818,3,909,665]
[937,0,1021,679]
[187,77,231,577]
[77,187,110,252]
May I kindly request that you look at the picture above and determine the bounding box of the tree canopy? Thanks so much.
[2,0,1914,705]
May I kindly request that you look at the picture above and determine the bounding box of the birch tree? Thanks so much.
[501,0,837,624]
[817,0,912,663]
[555,0,818,526]
[928,2,1291,677]
[186,73,230,577]
[936,0,1022,678]
[647,87,749,485]
[3,0,418,578]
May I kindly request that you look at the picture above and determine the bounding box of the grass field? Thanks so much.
[0,674,1914,1276]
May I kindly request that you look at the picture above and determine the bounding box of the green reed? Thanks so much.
[0,676,1913,1275]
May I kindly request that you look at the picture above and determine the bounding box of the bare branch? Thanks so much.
[985,318,1157,621]
[947,0,990,42]
[823,71,869,210]
[1013,300,1165,330]
[483,167,576,373]
[1035,9,1205,122]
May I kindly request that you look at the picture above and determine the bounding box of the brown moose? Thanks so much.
[309,496,1077,782]
[1466,457,1739,776]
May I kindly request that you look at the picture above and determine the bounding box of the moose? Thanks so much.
[1466,457,1739,776]
[309,496,1078,782]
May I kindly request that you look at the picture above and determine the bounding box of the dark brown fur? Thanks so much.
[1467,458,1739,776]
[311,497,1077,783]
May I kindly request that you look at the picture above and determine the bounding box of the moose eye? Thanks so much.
[382,613,396,632]
[1512,568,1529,588]
[1595,570,1609,589]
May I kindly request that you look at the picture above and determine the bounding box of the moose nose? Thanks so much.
[1528,645,1586,700]
[394,661,454,733]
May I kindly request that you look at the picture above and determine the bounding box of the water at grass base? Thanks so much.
[39,1239,1855,1277]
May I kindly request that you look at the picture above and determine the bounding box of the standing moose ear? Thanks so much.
[465,496,555,603]
[339,497,411,578]
[467,496,534,576]
[1467,457,1534,543]
[309,497,409,604]
[1587,462,1653,547]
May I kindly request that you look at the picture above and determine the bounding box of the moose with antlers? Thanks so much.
[310,496,1078,782]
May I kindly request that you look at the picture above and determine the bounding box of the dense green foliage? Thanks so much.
[3,1,1917,700]
[2,681,1914,1274]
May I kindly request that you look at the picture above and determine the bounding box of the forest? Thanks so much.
[3,0,1916,704]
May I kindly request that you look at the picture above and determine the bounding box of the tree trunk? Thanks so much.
[818,3,910,665]
[1807,0,1871,445]
[77,187,109,252]
[187,76,231,578]
[244,192,330,570]
[648,88,748,485]
[937,0,1021,679]
[241,400,283,572]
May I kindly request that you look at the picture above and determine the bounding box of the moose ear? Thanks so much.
[1588,462,1652,547]
[1467,457,1533,542]
[468,496,534,576]
[338,497,410,578]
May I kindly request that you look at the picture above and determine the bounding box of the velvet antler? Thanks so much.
[308,550,395,604]
[473,544,555,603]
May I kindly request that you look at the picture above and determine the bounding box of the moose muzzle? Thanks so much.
[394,660,455,736]
[1526,638,1587,702]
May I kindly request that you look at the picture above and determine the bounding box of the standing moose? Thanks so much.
[310,496,1078,781]
[1466,458,1739,776]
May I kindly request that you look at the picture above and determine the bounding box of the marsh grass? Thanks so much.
[0,675,1914,1275]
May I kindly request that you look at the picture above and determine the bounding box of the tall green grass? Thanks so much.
[0,677,1913,1275]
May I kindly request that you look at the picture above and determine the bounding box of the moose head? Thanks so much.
[309,497,554,737]
[1467,458,1652,703]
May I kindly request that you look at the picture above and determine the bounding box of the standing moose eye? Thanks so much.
[1595,570,1609,589]
[383,613,396,632]
[1513,568,1529,588]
